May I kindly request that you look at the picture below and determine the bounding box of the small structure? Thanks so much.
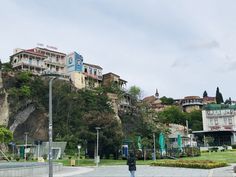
[16,141,67,160]
[102,72,127,88]
[179,96,203,113]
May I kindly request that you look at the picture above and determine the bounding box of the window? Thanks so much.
[84,68,88,73]
[210,119,213,126]
[94,69,97,75]
[224,117,228,125]
[214,118,218,125]
[89,67,93,74]
[229,117,233,124]
[29,58,32,64]
[37,60,39,66]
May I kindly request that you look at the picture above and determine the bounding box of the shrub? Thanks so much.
[42,154,47,160]
[184,147,200,157]
[151,160,228,169]
[232,144,236,149]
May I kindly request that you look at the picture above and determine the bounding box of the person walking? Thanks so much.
[127,152,136,177]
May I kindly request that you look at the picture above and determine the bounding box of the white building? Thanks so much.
[194,104,236,146]
[10,47,66,75]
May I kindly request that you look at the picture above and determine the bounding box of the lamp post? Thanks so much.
[24,132,28,162]
[42,73,65,177]
[77,145,81,164]
[153,133,156,161]
[49,77,56,177]
[95,127,101,167]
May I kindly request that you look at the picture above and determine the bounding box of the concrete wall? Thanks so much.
[0,163,62,177]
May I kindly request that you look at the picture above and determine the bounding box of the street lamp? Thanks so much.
[77,144,81,164]
[95,127,101,167]
[49,77,56,177]
[42,73,68,177]
[24,132,28,162]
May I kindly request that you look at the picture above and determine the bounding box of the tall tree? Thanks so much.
[203,90,208,98]
[128,86,141,100]
[225,97,232,105]
[216,87,224,104]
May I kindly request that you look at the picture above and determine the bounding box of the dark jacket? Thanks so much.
[127,155,136,171]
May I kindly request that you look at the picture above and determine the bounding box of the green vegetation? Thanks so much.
[183,150,236,163]
[157,106,202,131]
[0,127,13,143]
[216,87,224,104]
[203,90,208,98]
[160,96,174,105]
[151,160,227,169]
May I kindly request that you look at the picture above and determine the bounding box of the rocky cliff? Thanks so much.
[0,72,48,142]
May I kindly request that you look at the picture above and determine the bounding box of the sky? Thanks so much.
[1,0,236,99]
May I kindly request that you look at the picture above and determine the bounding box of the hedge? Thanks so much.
[151,160,227,169]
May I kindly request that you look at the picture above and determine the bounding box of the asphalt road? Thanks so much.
[52,165,235,177]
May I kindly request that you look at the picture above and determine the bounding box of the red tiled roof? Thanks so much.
[36,47,66,56]
[25,49,45,57]
[10,49,46,58]
[184,96,201,99]
[84,63,103,70]
[203,96,216,101]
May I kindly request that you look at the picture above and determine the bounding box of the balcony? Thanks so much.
[12,61,46,69]
[44,58,65,67]
[182,100,203,106]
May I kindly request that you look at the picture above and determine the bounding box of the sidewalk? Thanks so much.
[210,164,235,177]
[38,164,236,177]
[40,166,94,177]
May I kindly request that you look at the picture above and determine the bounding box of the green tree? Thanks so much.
[187,110,202,131]
[160,96,174,105]
[157,106,187,125]
[216,87,224,104]
[203,91,208,98]
[128,86,141,100]
[225,97,232,105]
[0,127,13,143]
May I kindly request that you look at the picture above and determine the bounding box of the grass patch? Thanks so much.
[151,160,228,169]
[183,151,236,163]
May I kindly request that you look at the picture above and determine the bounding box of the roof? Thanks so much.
[83,63,103,70]
[143,96,157,103]
[103,72,120,77]
[203,104,236,110]
[183,96,201,99]
[10,49,46,58]
[36,47,66,56]
[203,96,216,101]
[193,130,236,134]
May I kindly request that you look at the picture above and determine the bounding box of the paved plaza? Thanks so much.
[49,165,235,177]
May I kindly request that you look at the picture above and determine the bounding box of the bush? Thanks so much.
[184,147,201,156]
[42,154,47,160]
[232,144,236,149]
[151,160,227,169]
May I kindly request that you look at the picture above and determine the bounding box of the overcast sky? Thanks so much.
[1,0,236,99]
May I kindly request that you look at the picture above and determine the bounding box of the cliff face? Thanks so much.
[0,89,9,126]
[0,72,48,141]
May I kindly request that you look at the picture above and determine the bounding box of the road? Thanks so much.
[51,165,235,177]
